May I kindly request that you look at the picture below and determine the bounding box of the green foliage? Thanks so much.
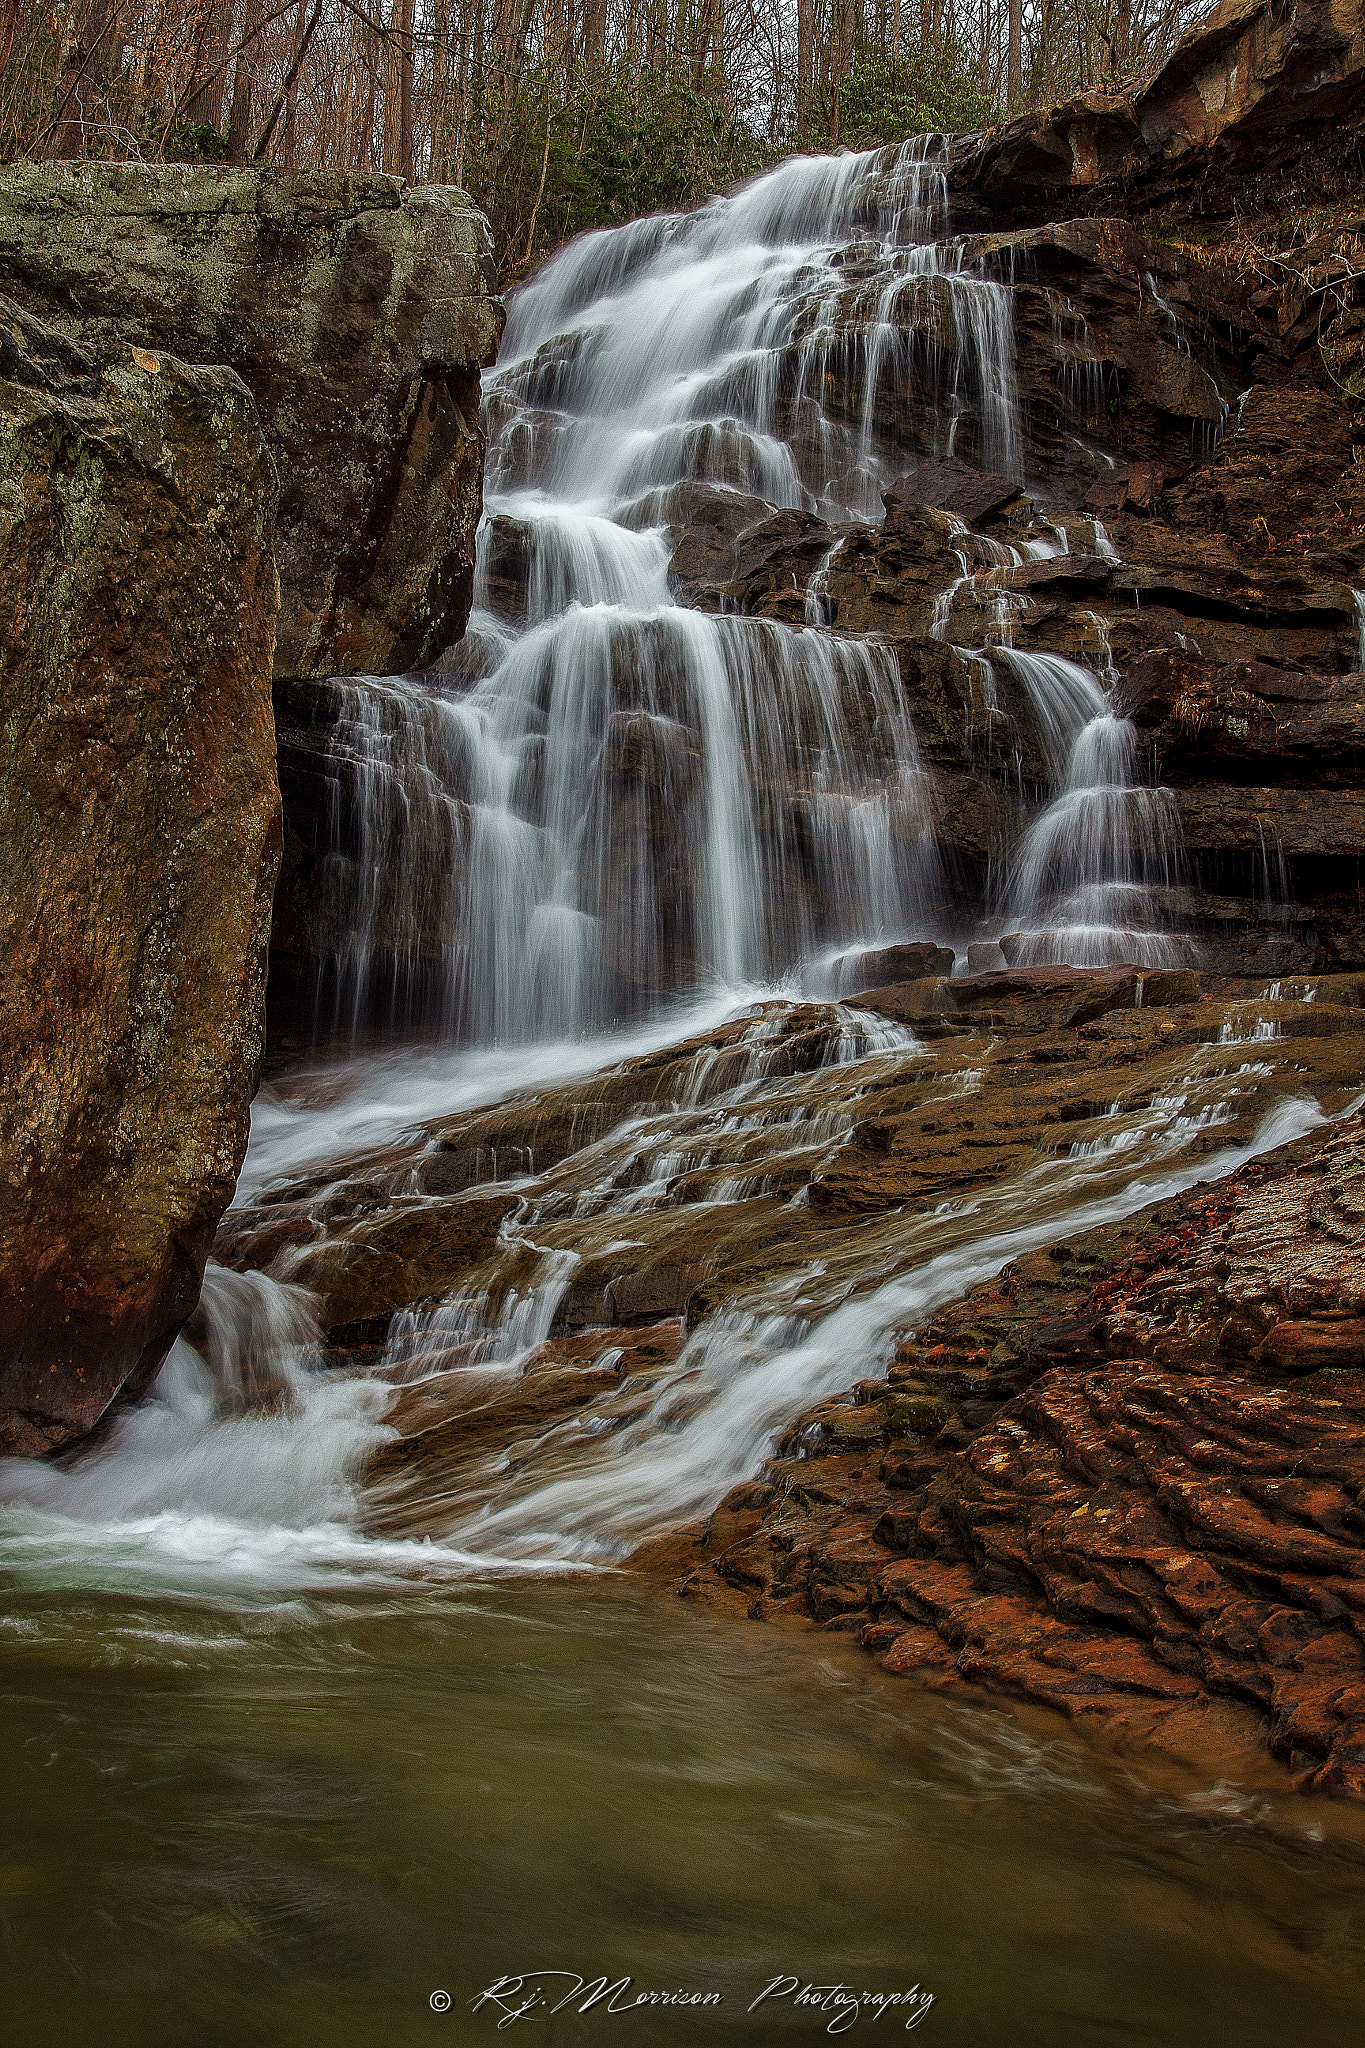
[463,63,770,281]
[575,67,767,226]
[164,120,228,165]
[469,46,997,280]
[815,43,998,153]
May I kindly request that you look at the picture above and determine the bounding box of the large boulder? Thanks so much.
[0,163,504,679]
[0,302,281,1456]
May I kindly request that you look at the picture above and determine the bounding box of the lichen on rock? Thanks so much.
[0,163,505,680]
[0,299,281,1455]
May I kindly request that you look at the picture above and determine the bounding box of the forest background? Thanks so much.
[0,0,1211,280]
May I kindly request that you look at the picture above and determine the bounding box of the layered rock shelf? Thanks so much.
[671,1106,1365,1800]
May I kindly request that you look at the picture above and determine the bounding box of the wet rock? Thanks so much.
[0,163,503,678]
[1085,463,1166,516]
[1155,387,1365,553]
[0,302,280,1456]
[883,457,1024,525]
[278,1191,519,1333]
[365,1318,689,1529]
[673,1111,1365,1797]
[479,514,535,624]
[1171,787,1365,860]
[663,483,778,604]
[842,943,956,992]
[1129,653,1365,798]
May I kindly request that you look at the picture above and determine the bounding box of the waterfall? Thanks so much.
[990,650,1186,968]
[12,138,1357,1599]
[318,134,1044,1043]
[490,132,1020,516]
[0,1267,398,1582]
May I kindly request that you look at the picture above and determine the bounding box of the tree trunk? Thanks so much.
[185,0,231,133]
[692,0,723,95]
[383,0,414,180]
[48,0,115,157]
[1115,0,1131,71]
[252,0,324,163]
[0,0,18,80]
[832,0,858,143]
[226,0,265,164]
[1008,0,1022,108]
[430,0,449,178]
[796,0,813,128]
[583,0,607,63]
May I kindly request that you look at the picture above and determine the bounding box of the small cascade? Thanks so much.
[991,649,1186,967]
[1143,272,1192,357]
[0,1267,395,1576]
[1049,295,1116,451]
[310,674,470,1038]
[374,1001,923,1385]
[420,1093,1330,1563]
[383,1248,581,1383]
[803,534,847,623]
[922,523,1190,967]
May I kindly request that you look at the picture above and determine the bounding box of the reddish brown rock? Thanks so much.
[883,457,1024,524]
[674,1112,1365,1797]
[952,0,1365,232]
[0,303,280,1455]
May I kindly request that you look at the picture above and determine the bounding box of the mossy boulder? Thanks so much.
[0,163,503,679]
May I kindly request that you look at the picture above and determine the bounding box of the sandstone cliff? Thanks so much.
[952,0,1365,235]
[0,164,504,680]
[0,303,280,1456]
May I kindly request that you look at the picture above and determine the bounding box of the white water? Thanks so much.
[2,139,1322,1592]
[313,135,1044,1041]
[305,133,1212,1036]
[5,1058,1351,1590]
[0,1267,400,1587]
[995,651,1186,967]
[241,983,787,1196]
[403,1091,1336,1563]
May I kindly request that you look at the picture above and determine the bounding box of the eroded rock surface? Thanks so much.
[953,0,1365,238]
[676,1109,1365,1799]
[0,162,503,679]
[213,970,1364,1573]
[0,302,280,1455]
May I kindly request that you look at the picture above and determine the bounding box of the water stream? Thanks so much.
[314,132,1185,1041]
[5,138,1364,2041]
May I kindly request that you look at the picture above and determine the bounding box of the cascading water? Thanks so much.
[377,1091,1337,1563]
[488,132,1020,516]
[989,649,1187,967]
[3,135,1260,1587]
[13,139,1365,2048]
[316,134,1052,1042]
[0,1266,399,1582]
